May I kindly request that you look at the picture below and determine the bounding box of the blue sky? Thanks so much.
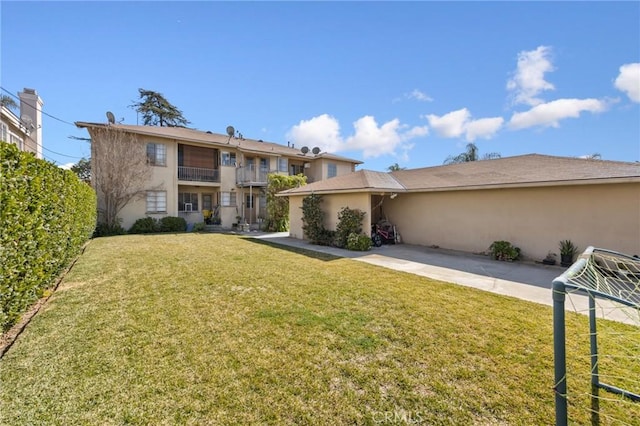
[2,1,639,171]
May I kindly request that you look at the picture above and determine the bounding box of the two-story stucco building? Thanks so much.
[75,121,361,230]
[0,88,44,158]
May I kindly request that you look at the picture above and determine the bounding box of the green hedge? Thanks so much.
[0,142,97,331]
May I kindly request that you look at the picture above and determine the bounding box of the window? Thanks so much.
[221,151,236,166]
[146,143,166,166]
[328,163,337,178]
[10,134,23,150]
[278,157,288,172]
[290,164,304,176]
[1,123,7,142]
[220,191,237,207]
[178,192,199,212]
[146,191,167,213]
[260,158,269,172]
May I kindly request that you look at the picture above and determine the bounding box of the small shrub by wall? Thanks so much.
[346,233,372,251]
[0,142,97,331]
[335,207,366,248]
[129,217,159,234]
[159,216,187,232]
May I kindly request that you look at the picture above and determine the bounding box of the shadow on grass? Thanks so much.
[243,237,342,262]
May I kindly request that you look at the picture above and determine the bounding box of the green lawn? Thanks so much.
[1,234,638,425]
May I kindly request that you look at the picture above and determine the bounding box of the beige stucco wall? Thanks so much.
[381,183,640,260]
[288,193,371,240]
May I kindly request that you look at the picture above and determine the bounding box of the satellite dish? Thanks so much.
[106,111,115,124]
[312,147,321,155]
[21,115,33,126]
[226,126,235,137]
[301,146,309,154]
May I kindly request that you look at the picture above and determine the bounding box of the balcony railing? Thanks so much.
[178,166,220,183]
[236,166,269,185]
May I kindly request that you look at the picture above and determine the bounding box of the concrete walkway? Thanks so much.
[248,232,637,325]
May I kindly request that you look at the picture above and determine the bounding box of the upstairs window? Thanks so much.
[1,123,7,142]
[146,143,166,166]
[278,157,288,173]
[328,163,337,178]
[221,152,236,166]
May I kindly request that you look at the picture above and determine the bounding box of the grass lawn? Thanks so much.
[1,233,638,425]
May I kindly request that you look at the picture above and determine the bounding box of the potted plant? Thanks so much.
[559,240,579,267]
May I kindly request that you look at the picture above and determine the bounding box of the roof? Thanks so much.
[281,170,404,195]
[280,154,640,196]
[74,122,362,164]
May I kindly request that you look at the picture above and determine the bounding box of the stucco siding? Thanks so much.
[288,193,371,240]
[383,183,640,260]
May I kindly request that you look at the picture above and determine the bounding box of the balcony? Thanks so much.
[178,166,220,183]
[236,166,268,186]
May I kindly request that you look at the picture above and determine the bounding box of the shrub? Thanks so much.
[346,233,372,251]
[1,142,96,331]
[93,221,126,237]
[159,216,187,232]
[334,207,366,248]
[315,229,336,246]
[193,222,206,232]
[301,194,326,243]
[128,217,159,234]
[489,240,521,261]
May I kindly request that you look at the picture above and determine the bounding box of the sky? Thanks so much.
[1,1,639,172]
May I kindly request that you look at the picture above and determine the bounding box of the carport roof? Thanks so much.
[281,169,404,195]
[280,154,640,196]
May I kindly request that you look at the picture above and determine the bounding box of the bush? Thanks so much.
[192,222,206,232]
[159,216,187,232]
[316,229,336,247]
[1,142,96,331]
[346,233,372,251]
[93,221,126,237]
[335,207,366,248]
[301,194,326,243]
[489,240,521,261]
[128,217,159,234]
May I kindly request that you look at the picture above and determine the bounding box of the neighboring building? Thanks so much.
[75,122,362,230]
[281,154,640,261]
[0,88,44,158]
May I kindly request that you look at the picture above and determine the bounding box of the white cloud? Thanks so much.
[614,63,640,103]
[59,162,74,170]
[507,46,555,106]
[287,114,343,153]
[407,89,433,102]
[464,117,505,142]
[393,89,433,103]
[425,108,503,141]
[508,98,608,129]
[287,114,428,159]
[426,108,470,138]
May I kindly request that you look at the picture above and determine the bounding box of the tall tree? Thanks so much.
[444,143,501,164]
[387,163,406,171]
[0,95,18,112]
[70,157,91,184]
[130,88,190,127]
[87,127,154,228]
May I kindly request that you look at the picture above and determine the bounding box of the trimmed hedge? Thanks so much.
[0,142,96,331]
